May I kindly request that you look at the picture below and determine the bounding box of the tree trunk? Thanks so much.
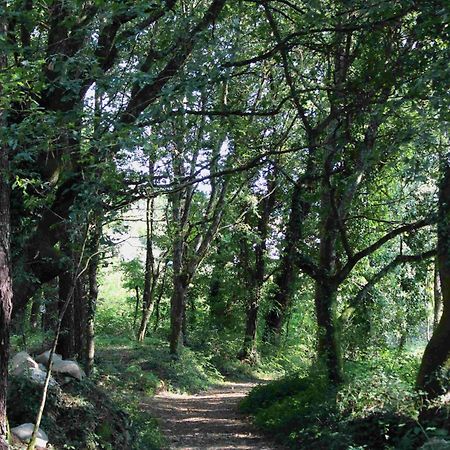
[315,280,342,384]
[434,257,443,330]
[0,132,12,450]
[417,157,450,397]
[315,167,343,384]
[73,275,86,358]
[42,288,58,333]
[0,16,12,445]
[56,270,74,358]
[85,220,101,376]
[170,272,188,355]
[153,264,168,332]
[29,295,40,329]
[239,288,261,363]
[133,287,140,330]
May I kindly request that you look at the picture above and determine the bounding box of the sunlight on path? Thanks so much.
[141,382,281,450]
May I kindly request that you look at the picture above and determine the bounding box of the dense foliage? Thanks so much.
[0,0,449,448]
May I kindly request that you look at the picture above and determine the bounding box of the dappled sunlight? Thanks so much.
[142,382,281,449]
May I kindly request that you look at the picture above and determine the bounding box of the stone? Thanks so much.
[35,350,63,366]
[52,359,85,381]
[11,423,49,448]
[10,351,58,387]
[10,351,38,376]
[29,366,58,388]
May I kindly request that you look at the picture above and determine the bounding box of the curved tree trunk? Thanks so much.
[417,157,450,397]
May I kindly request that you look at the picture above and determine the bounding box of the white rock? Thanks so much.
[29,367,58,388]
[11,423,48,448]
[35,350,63,366]
[10,352,38,376]
[52,359,85,381]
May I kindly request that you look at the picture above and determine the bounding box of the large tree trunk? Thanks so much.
[417,157,450,397]
[315,279,342,384]
[0,17,12,445]
[56,270,74,359]
[315,166,343,384]
[239,287,261,362]
[170,272,188,355]
[0,145,12,449]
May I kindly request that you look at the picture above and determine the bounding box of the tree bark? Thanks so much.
[417,156,450,397]
[0,139,12,450]
[56,270,74,359]
[29,295,41,329]
[239,288,260,362]
[434,257,443,331]
[153,263,168,332]
[170,272,188,355]
[73,275,86,358]
[0,13,12,444]
[315,162,343,384]
[85,220,101,376]
[133,286,140,331]
[315,279,342,384]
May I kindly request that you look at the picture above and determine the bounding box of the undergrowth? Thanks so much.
[240,348,450,449]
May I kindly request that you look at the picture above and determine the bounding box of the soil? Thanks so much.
[141,381,283,450]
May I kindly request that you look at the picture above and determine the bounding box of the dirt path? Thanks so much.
[141,381,282,450]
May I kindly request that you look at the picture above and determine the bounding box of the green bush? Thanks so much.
[239,349,439,449]
[240,373,313,413]
[240,371,339,447]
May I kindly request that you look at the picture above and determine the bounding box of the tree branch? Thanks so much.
[353,248,436,304]
[335,217,435,284]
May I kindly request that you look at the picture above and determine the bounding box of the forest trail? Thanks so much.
[141,381,282,450]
